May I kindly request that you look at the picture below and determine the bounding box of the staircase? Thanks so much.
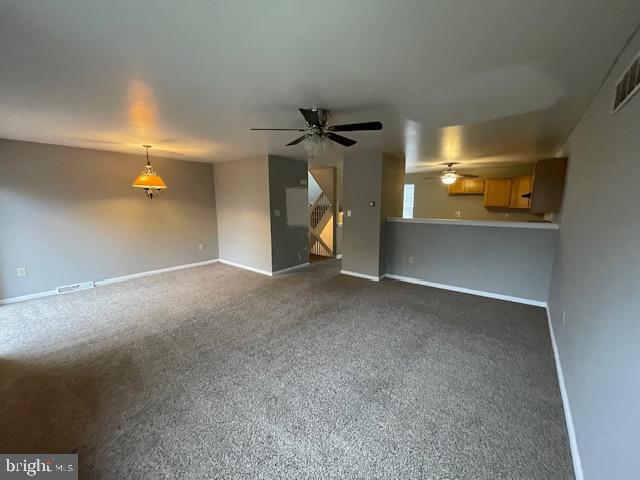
[310,193,331,229]
[309,192,333,257]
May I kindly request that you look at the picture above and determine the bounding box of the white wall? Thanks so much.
[548,30,640,480]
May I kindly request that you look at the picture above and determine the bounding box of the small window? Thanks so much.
[403,184,415,219]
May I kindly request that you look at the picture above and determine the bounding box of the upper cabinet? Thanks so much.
[483,178,512,207]
[530,158,567,213]
[448,178,485,195]
[484,175,533,208]
[509,175,532,209]
[446,157,567,213]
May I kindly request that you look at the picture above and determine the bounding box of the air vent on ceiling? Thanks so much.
[612,51,640,114]
[57,281,95,295]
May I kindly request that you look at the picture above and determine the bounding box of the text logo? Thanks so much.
[1,455,77,480]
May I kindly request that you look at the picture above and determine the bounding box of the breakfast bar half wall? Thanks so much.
[384,218,559,306]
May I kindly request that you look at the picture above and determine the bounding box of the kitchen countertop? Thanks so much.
[387,217,559,230]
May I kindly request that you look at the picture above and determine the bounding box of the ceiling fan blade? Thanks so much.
[458,174,479,178]
[250,128,306,131]
[327,133,357,147]
[299,108,320,126]
[422,177,441,180]
[328,121,383,132]
[286,135,307,146]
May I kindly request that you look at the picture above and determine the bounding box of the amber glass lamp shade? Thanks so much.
[132,165,167,190]
[133,145,167,199]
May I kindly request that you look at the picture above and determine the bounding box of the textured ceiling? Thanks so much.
[1,0,639,171]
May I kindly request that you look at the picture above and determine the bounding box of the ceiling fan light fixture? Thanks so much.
[303,134,331,155]
[250,107,382,148]
[132,145,167,199]
[441,172,458,185]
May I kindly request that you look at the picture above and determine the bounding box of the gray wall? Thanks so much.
[268,155,309,272]
[342,152,405,277]
[547,30,640,480]
[213,156,272,273]
[342,152,384,277]
[405,163,543,221]
[0,139,218,300]
[386,221,557,303]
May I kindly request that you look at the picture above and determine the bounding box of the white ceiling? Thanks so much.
[1,0,639,171]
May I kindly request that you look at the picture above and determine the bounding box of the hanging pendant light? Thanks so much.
[132,145,167,199]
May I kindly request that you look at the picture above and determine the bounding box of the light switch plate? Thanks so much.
[347,210,352,217]
[16,267,26,277]
[274,209,281,217]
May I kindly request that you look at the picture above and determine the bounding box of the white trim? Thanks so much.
[336,254,343,259]
[218,259,273,277]
[340,270,382,282]
[387,217,559,230]
[272,262,310,275]
[384,273,547,307]
[546,306,584,480]
[1,259,220,305]
[95,259,219,286]
[0,289,59,305]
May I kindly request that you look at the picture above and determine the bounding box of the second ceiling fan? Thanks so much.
[250,107,382,147]
[423,163,479,185]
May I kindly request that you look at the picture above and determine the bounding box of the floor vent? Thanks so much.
[612,51,640,114]
[57,281,95,295]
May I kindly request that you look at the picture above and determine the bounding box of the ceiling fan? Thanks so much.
[423,163,479,185]
[250,107,382,148]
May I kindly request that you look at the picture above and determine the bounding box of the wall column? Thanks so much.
[342,152,404,279]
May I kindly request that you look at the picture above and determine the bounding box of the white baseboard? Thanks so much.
[0,259,220,306]
[340,270,382,282]
[546,306,584,480]
[383,273,547,307]
[272,262,310,275]
[0,289,59,305]
[218,259,273,277]
[336,254,343,259]
[95,259,219,286]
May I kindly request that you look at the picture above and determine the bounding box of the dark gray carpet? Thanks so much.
[0,260,573,479]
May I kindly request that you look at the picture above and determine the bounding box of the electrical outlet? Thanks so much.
[408,256,415,264]
[16,267,26,277]
[198,244,204,251]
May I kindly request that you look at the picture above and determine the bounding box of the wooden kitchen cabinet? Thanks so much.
[463,178,485,194]
[530,158,567,213]
[447,180,466,194]
[483,178,512,207]
[509,175,532,209]
[448,178,485,195]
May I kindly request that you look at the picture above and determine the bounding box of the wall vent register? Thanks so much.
[57,281,95,295]
[612,50,640,114]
